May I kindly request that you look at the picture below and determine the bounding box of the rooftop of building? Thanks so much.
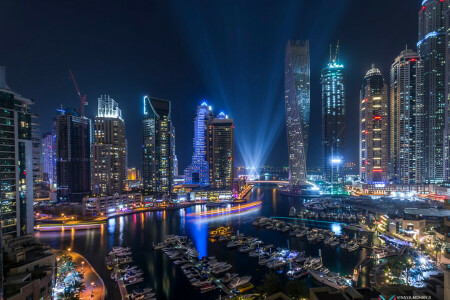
[364,64,382,78]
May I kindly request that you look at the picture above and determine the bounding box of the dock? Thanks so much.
[193,261,234,296]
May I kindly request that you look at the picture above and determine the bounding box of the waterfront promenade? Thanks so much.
[63,250,106,300]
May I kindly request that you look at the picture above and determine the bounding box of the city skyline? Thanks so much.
[0,0,419,172]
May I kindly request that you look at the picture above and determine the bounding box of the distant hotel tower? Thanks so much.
[42,132,56,185]
[419,0,447,183]
[184,102,214,184]
[284,40,310,186]
[390,49,424,184]
[321,44,345,183]
[209,112,234,190]
[91,95,126,196]
[143,96,174,197]
[55,108,92,202]
[360,65,388,184]
[0,66,35,237]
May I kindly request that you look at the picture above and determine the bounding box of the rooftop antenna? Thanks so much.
[329,44,332,64]
[334,40,340,63]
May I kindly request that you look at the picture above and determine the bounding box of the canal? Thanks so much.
[36,184,374,299]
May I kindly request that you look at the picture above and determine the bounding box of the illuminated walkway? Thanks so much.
[247,180,289,186]
[71,251,105,300]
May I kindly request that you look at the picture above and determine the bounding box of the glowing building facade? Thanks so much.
[42,132,56,184]
[184,102,214,184]
[210,112,234,190]
[284,40,310,186]
[142,96,173,196]
[360,65,388,184]
[390,49,425,184]
[419,0,448,183]
[321,58,345,184]
[91,95,126,196]
[0,66,35,237]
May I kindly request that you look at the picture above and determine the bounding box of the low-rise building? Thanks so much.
[3,235,56,300]
[82,193,142,216]
[386,216,426,236]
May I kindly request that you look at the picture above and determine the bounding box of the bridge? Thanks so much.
[247,180,289,186]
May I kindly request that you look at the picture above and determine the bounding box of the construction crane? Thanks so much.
[68,69,88,192]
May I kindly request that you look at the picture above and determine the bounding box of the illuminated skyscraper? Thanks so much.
[142,96,173,196]
[184,102,214,184]
[284,40,310,186]
[321,46,345,184]
[210,112,234,190]
[418,0,448,183]
[0,66,34,236]
[360,65,388,184]
[55,108,91,202]
[91,95,126,195]
[42,132,56,184]
[390,49,424,184]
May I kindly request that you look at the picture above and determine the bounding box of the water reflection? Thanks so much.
[35,185,374,300]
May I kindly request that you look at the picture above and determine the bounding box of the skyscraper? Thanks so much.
[55,108,91,202]
[91,95,126,196]
[210,112,234,190]
[0,66,34,237]
[418,0,448,183]
[284,40,310,186]
[321,45,345,184]
[42,132,55,185]
[390,49,424,184]
[142,96,173,196]
[184,102,214,184]
[360,65,389,184]
[31,113,42,198]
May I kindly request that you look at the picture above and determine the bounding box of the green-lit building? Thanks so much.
[321,49,345,184]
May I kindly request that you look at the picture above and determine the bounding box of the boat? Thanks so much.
[229,276,252,289]
[237,283,254,293]
[286,266,309,279]
[329,240,340,247]
[200,283,217,293]
[307,234,317,243]
[221,273,238,283]
[309,269,349,290]
[238,245,253,253]
[341,224,374,233]
[289,206,297,217]
[192,279,212,287]
[347,242,360,252]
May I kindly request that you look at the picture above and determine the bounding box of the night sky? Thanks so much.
[0,0,418,172]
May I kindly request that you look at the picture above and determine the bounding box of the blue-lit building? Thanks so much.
[419,0,447,183]
[321,48,345,184]
[284,40,310,186]
[184,102,214,184]
[142,96,174,197]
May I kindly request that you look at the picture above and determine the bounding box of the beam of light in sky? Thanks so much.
[169,0,352,171]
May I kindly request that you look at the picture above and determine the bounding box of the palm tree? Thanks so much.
[284,279,308,299]
[256,272,282,298]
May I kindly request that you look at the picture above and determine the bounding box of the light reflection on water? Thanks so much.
[35,186,375,300]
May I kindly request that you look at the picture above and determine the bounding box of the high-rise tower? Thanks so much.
[210,112,234,190]
[55,108,91,202]
[184,102,214,184]
[42,132,56,185]
[0,66,35,237]
[321,43,345,184]
[360,65,389,184]
[91,95,126,196]
[418,0,448,183]
[390,48,424,184]
[142,96,173,196]
[284,40,310,186]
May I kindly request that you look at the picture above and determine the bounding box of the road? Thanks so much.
[70,251,106,300]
